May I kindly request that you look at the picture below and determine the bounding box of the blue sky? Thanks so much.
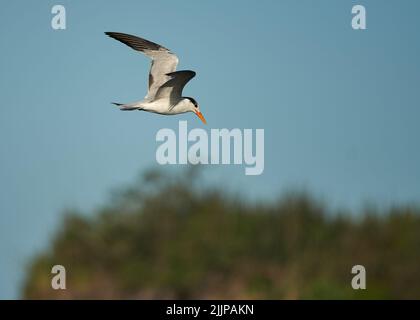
[1,0,420,299]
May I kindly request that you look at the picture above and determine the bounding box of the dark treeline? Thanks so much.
[23,169,420,299]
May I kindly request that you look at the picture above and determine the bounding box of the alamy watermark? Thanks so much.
[352,5,367,30]
[156,121,264,176]
[51,265,66,290]
[51,5,66,30]
[351,265,366,290]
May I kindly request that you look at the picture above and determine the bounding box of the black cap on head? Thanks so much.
[185,97,198,108]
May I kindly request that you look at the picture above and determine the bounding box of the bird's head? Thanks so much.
[184,97,206,124]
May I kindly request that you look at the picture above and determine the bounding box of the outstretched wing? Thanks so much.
[105,32,179,100]
[154,71,196,103]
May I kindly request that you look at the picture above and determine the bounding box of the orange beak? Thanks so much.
[195,111,207,124]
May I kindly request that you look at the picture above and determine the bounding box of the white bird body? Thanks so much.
[120,98,193,115]
[105,32,206,123]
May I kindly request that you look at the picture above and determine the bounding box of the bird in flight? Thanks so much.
[105,32,206,124]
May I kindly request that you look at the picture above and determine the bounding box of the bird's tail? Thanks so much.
[111,102,140,111]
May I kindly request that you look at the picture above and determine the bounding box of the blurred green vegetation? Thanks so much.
[22,168,420,299]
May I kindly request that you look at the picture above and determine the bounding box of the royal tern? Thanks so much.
[105,32,206,124]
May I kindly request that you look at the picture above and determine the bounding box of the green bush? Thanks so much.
[22,169,420,299]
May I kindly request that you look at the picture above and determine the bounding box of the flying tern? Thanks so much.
[105,32,206,124]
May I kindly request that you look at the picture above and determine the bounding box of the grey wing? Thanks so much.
[105,32,179,100]
[155,71,196,103]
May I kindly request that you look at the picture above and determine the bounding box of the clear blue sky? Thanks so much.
[1,0,419,299]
